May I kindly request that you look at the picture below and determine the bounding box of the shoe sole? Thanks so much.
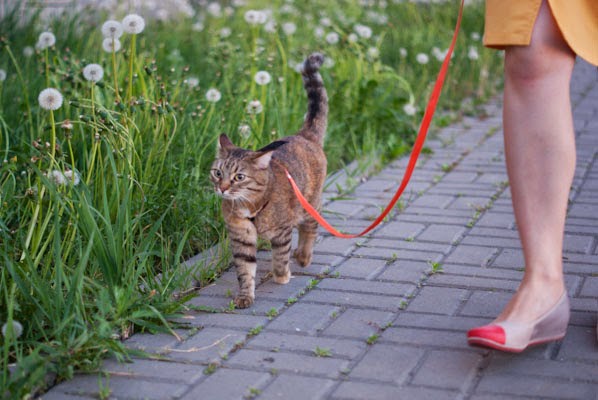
[467,332,566,353]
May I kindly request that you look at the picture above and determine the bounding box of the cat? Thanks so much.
[210,53,328,308]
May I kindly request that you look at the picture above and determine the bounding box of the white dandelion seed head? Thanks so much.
[38,88,63,110]
[49,170,67,186]
[232,0,247,6]
[403,103,417,116]
[320,17,332,27]
[282,22,296,35]
[399,48,407,58]
[254,71,271,86]
[348,33,358,43]
[323,57,335,69]
[122,14,145,34]
[325,32,339,45]
[219,27,232,38]
[37,31,56,49]
[416,53,429,65]
[82,63,104,82]
[265,20,277,33]
[432,47,447,62]
[0,69,6,82]
[354,24,372,39]
[367,47,379,59]
[186,76,200,87]
[23,46,34,57]
[64,170,80,186]
[246,100,263,114]
[314,26,325,38]
[206,88,221,102]
[468,46,479,61]
[207,2,222,17]
[1,321,23,339]
[238,123,251,138]
[192,21,205,32]
[244,10,267,25]
[101,20,123,39]
[280,4,296,14]
[224,6,235,17]
[102,37,121,53]
[471,32,481,41]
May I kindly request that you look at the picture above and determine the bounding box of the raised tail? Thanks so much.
[299,53,328,146]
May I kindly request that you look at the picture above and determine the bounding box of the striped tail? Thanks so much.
[300,53,328,146]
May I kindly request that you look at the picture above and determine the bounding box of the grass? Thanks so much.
[0,0,503,397]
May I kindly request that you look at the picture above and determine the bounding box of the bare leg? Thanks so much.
[497,0,575,324]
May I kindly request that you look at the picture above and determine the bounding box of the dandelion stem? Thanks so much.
[112,39,120,102]
[127,34,137,101]
[4,44,34,142]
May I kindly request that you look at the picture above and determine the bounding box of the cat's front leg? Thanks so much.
[228,219,258,308]
[270,227,293,284]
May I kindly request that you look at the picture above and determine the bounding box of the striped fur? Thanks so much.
[210,53,328,308]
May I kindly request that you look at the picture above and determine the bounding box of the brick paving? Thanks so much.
[42,60,598,399]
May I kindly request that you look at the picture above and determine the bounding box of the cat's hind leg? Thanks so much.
[293,216,318,267]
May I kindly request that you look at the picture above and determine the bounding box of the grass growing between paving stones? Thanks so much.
[0,0,503,397]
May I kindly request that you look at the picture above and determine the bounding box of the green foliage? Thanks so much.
[0,0,502,397]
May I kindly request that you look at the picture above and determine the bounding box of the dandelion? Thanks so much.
[254,71,271,86]
[207,2,222,17]
[1,321,23,339]
[238,123,251,138]
[323,57,335,69]
[471,32,481,41]
[219,27,232,38]
[403,103,417,116]
[354,24,372,39]
[246,99,263,114]
[0,69,6,81]
[282,22,296,35]
[49,170,67,186]
[64,170,81,186]
[468,46,479,60]
[102,37,121,53]
[325,32,339,45]
[37,31,56,49]
[101,20,123,39]
[416,53,429,65]
[244,10,267,25]
[265,20,277,33]
[348,33,358,43]
[192,21,205,32]
[206,88,222,103]
[38,88,63,110]
[122,14,145,34]
[23,46,34,57]
[82,64,104,82]
[186,76,200,88]
[367,47,379,60]
[314,27,325,38]
[399,48,407,58]
[320,17,332,27]
[432,47,446,62]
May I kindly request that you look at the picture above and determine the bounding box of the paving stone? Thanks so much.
[486,354,598,382]
[259,375,336,400]
[381,326,471,350]
[102,358,204,384]
[556,325,598,362]
[372,220,426,239]
[580,276,598,297]
[123,331,184,355]
[302,288,404,312]
[394,312,487,332]
[317,278,416,298]
[376,260,430,283]
[247,331,366,359]
[411,349,483,390]
[37,392,92,400]
[460,291,512,318]
[417,224,467,244]
[266,303,340,335]
[181,311,268,330]
[348,344,423,383]
[445,245,499,266]
[52,374,187,399]
[406,286,468,315]
[333,257,387,279]
[474,373,597,399]
[322,308,395,339]
[167,327,245,363]
[331,382,457,400]
[227,349,350,378]
[180,368,270,400]
[427,274,519,291]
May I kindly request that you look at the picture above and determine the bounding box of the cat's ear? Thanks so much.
[252,151,274,170]
[217,134,235,157]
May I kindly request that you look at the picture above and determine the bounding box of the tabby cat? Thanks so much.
[210,53,328,308]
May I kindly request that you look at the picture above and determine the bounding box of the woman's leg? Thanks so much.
[497,0,576,324]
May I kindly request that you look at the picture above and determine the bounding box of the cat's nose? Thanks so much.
[219,183,231,193]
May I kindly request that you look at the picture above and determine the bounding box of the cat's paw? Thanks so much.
[273,271,291,284]
[293,249,312,267]
[234,294,254,309]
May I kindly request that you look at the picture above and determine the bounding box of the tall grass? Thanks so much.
[0,0,503,397]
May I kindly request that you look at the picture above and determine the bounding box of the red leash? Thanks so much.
[286,0,465,239]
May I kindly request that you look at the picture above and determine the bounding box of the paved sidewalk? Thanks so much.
[43,60,597,400]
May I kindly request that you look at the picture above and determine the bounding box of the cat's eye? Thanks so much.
[212,169,222,179]
[233,173,245,182]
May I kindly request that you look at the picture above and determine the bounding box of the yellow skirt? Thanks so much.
[484,0,598,66]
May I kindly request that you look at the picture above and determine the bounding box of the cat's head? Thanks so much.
[210,134,283,201]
